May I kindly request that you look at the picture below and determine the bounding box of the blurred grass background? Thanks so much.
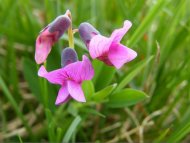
[0,0,190,142]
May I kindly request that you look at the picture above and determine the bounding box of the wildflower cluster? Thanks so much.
[35,10,137,105]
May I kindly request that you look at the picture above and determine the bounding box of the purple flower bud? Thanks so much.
[35,12,71,65]
[79,22,100,47]
[61,47,78,67]
[48,15,71,38]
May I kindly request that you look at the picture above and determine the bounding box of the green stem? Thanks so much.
[43,62,48,108]
[67,10,74,48]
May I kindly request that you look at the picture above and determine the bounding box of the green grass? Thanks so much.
[0,0,190,142]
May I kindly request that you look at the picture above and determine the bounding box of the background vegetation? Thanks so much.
[0,0,190,142]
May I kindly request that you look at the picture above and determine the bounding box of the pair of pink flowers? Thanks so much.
[35,11,137,105]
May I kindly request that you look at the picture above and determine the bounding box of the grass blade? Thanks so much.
[0,76,32,135]
[115,56,154,93]
[62,116,82,142]
[128,0,167,47]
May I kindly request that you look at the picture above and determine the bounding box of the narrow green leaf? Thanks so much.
[115,56,154,93]
[107,88,148,108]
[82,80,94,101]
[155,128,170,143]
[95,65,116,90]
[93,84,117,102]
[18,135,23,143]
[128,0,167,47]
[0,76,32,134]
[167,121,190,143]
[45,109,56,142]
[67,103,78,117]
[8,42,20,101]
[80,108,105,118]
[56,127,63,142]
[159,1,185,68]
[92,59,104,84]
[22,58,42,102]
[62,116,82,142]
[48,122,56,142]
[45,109,52,123]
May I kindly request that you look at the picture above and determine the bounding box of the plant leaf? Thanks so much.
[107,88,148,108]
[95,65,116,90]
[80,107,105,118]
[62,116,82,142]
[93,84,117,102]
[82,80,94,101]
[115,56,154,93]
[22,58,42,102]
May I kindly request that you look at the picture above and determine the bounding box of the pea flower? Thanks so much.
[79,20,137,69]
[38,49,94,105]
[35,12,71,64]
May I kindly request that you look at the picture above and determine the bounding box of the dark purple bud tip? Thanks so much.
[79,22,100,47]
[48,15,71,38]
[61,47,78,67]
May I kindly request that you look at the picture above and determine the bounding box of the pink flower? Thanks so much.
[38,55,94,105]
[79,20,137,69]
[35,13,71,64]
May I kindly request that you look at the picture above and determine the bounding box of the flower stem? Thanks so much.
[43,62,48,108]
[67,10,74,48]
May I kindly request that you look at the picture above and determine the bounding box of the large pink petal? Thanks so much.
[34,27,58,65]
[67,80,86,102]
[63,55,94,83]
[38,65,66,85]
[108,43,137,69]
[110,20,132,43]
[89,35,112,59]
[35,35,53,64]
[55,85,70,105]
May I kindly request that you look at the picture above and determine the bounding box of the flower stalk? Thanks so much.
[43,62,48,108]
[67,10,74,48]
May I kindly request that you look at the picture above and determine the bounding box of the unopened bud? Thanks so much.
[79,22,99,47]
[49,15,71,38]
[61,47,78,67]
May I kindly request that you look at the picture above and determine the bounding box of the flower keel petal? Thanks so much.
[108,43,137,69]
[55,85,70,105]
[68,80,86,102]
[35,35,53,64]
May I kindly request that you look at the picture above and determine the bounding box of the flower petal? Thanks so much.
[35,34,53,64]
[38,65,66,85]
[55,85,70,105]
[63,55,94,82]
[67,80,86,102]
[110,20,132,43]
[108,43,137,69]
[89,35,112,59]
[35,14,70,64]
